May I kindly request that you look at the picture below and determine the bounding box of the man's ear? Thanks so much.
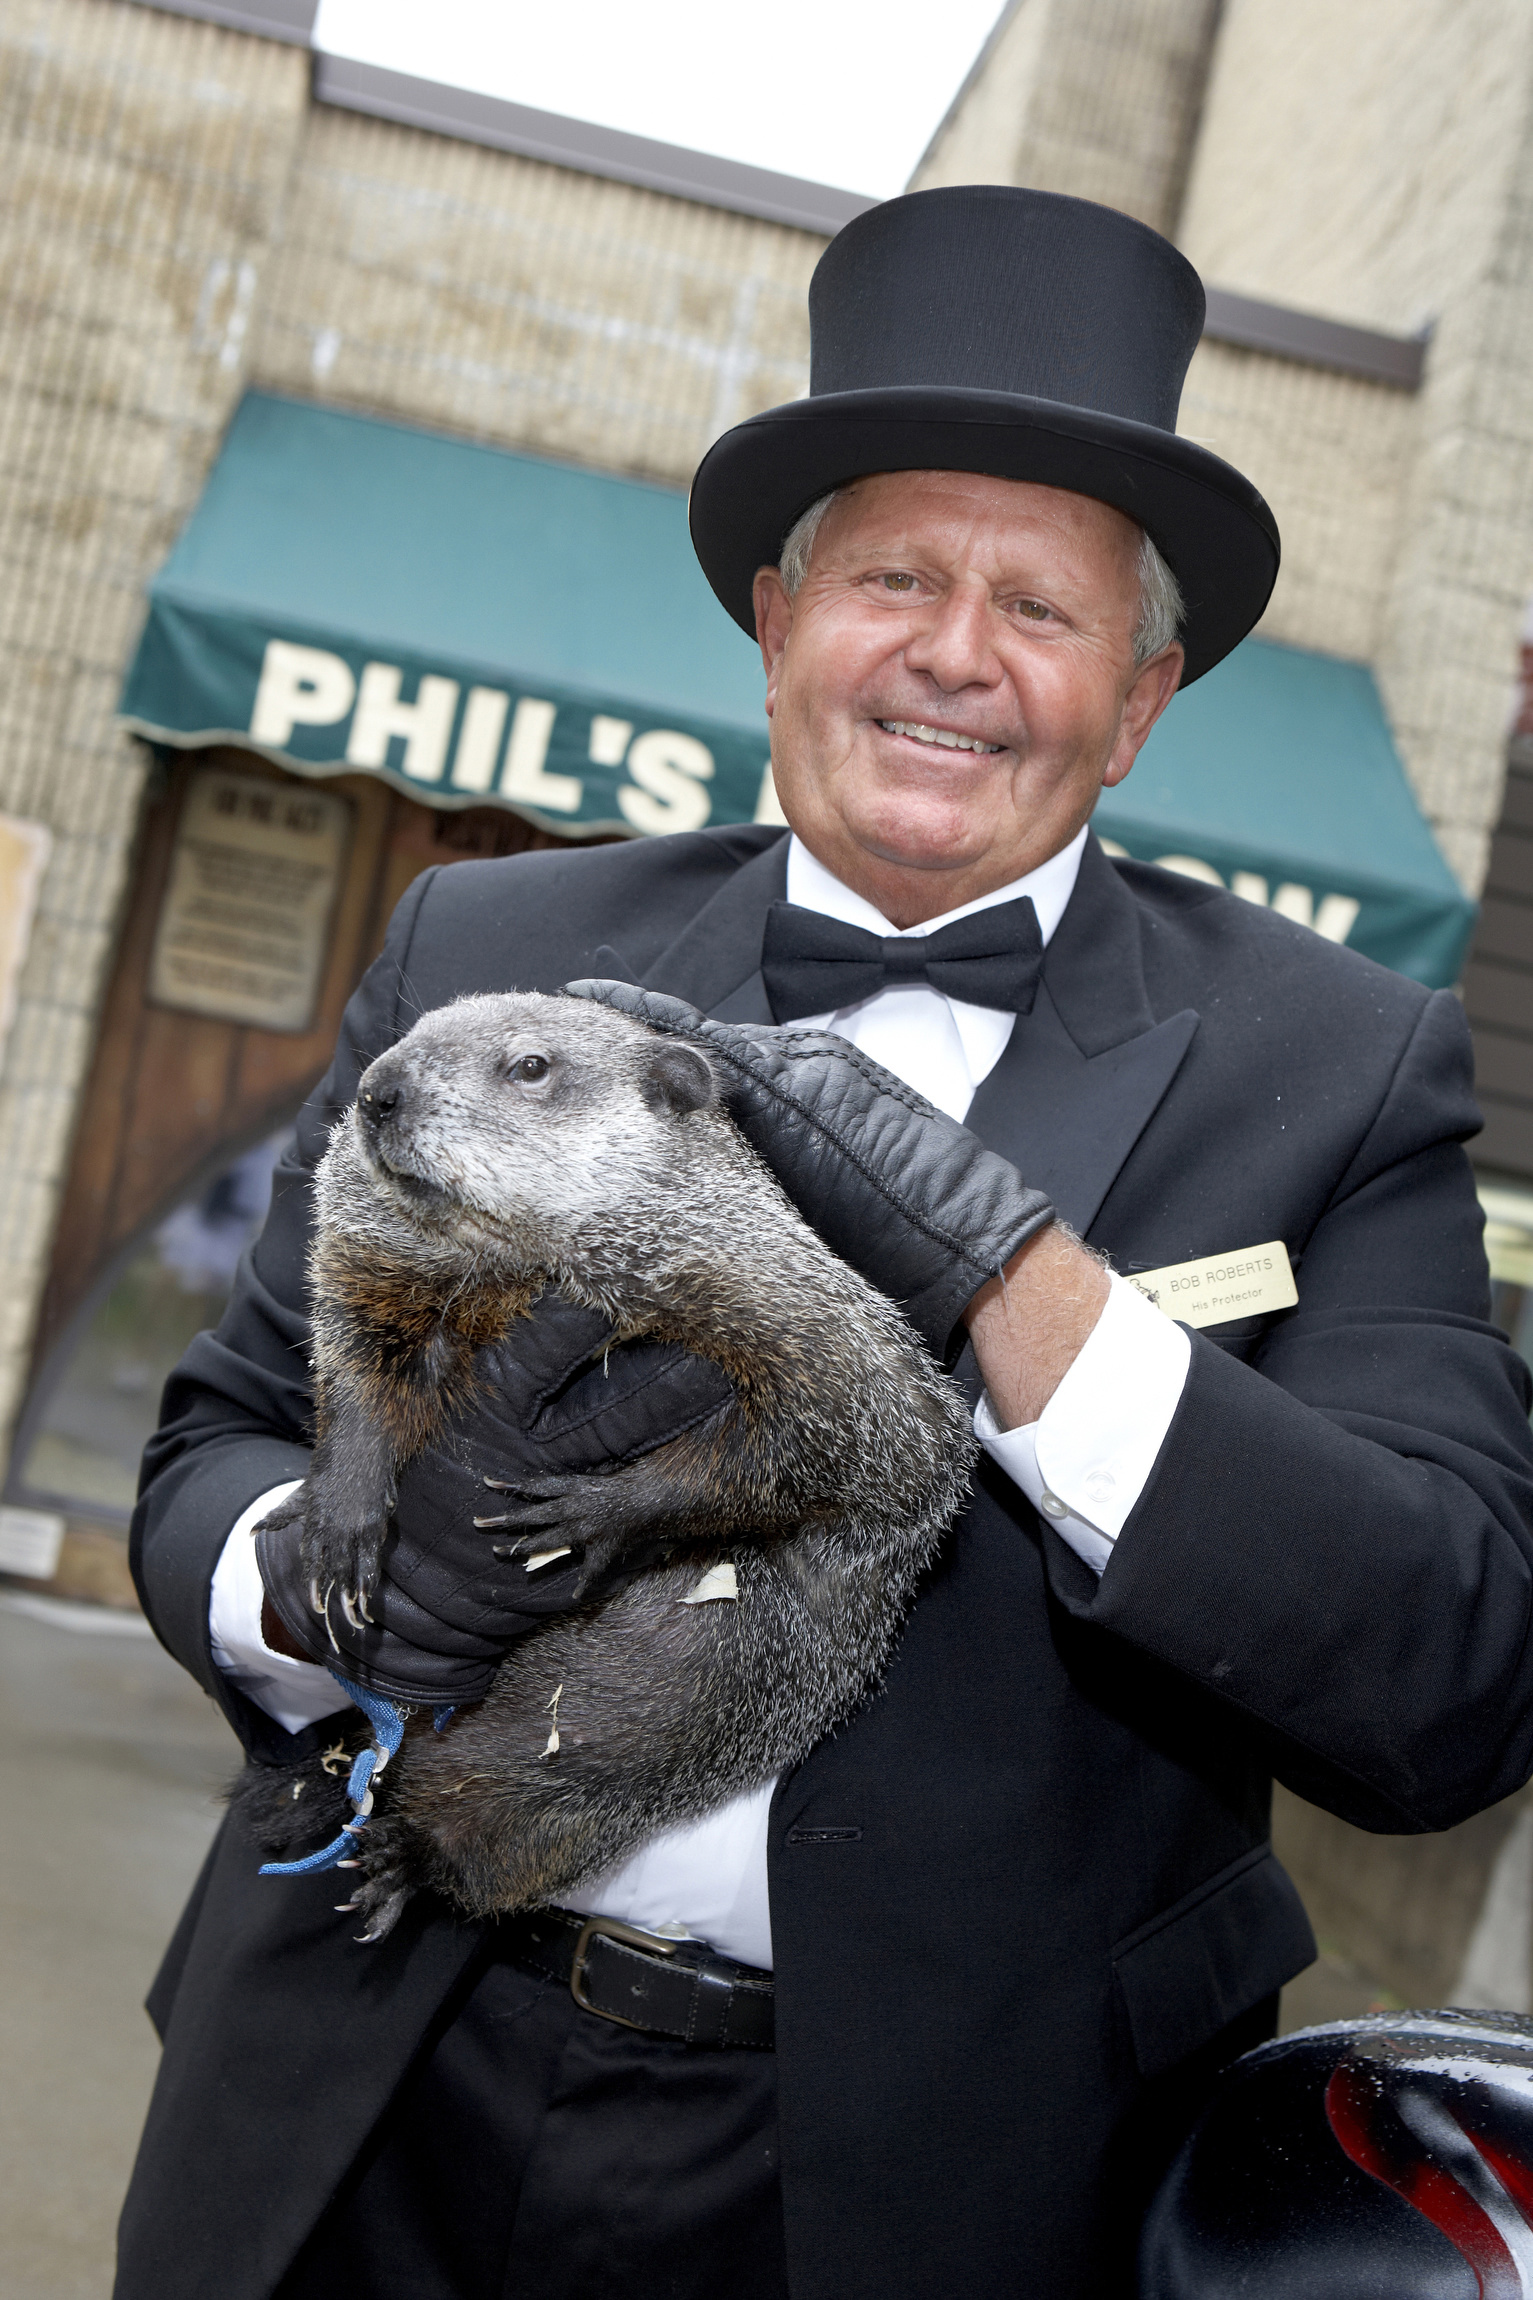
[754,567,794,714]
[641,1042,718,1116]
[1102,643,1184,790]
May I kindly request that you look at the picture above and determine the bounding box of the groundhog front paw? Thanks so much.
[477,1471,672,1581]
[256,1483,350,1640]
[475,1471,584,1537]
[289,1481,390,1623]
[480,1467,675,1538]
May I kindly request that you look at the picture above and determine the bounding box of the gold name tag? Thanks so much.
[1125,1240,1297,1329]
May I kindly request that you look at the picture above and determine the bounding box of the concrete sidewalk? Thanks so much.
[0,1596,234,2300]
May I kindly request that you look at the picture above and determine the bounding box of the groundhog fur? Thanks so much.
[236,991,975,1939]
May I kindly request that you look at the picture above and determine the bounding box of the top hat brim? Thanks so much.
[689,387,1280,685]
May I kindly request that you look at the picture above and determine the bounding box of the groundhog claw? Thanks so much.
[470,1475,578,1535]
[344,1826,414,1942]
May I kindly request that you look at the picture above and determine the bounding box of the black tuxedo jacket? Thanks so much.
[119,828,1533,2300]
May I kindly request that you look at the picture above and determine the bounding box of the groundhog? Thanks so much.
[241,991,975,1939]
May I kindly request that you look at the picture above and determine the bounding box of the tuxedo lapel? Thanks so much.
[636,833,788,1021]
[964,837,1199,1237]
[964,988,1197,1238]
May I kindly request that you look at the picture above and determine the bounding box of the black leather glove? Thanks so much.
[256,1292,734,1705]
[561,979,1055,1358]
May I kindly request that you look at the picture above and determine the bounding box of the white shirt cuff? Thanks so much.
[974,1272,1192,1575]
[208,1481,352,1735]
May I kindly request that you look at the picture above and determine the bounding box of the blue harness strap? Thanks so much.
[258,1671,409,1880]
[257,1815,368,1878]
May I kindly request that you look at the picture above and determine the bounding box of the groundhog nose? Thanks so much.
[358,1079,404,1128]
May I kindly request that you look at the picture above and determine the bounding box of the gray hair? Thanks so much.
[778,488,1184,667]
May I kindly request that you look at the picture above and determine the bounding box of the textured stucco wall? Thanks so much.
[1180,0,1530,334]
[1177,343,1419,669]
[0,0,307,1447]
[1181,0,1533,891]
[911,0,1222,239]
[248,106,819,486]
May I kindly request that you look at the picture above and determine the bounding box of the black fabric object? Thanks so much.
[255,1293,735,1703]
[275,1948,789,2300]
[687,187,1281,681]
[1140,2010,1533,2297]
[562,976,1055,1358]
[120,824,1533,2300]
[758,892,1045,1023]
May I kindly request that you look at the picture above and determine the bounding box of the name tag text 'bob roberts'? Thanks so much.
[1126,1241,1298,1330]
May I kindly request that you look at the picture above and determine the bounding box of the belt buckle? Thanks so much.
[569,1914,682,2029]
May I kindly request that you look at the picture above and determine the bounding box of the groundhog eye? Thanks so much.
[512,1054,550,1084]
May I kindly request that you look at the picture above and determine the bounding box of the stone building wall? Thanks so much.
[1179,0,1530,334]
[248,106,819,488]
[1176,344,1418,669]
[911,0,1222,239]
[0,0,307,1452]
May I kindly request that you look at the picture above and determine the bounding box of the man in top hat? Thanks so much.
[118,187,1533,2300]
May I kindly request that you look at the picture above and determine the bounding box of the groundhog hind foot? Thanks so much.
[340,1821,422,1944]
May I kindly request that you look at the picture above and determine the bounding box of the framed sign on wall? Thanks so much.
[147,766,351,1032]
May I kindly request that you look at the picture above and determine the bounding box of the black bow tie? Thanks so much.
[760,895,1045,1024]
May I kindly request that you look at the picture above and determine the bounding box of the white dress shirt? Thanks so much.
[208,826,1190,1968]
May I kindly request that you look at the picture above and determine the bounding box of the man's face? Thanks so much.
[753,470,1184,924]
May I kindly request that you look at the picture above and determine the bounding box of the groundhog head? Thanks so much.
[344,991,722,1257]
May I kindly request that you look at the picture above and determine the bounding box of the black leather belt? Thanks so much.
[496,1906,775,2050]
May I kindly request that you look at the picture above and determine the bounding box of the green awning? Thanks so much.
[1097,641,1475,987]
[120,391,1475,988]
[120,391,776,838]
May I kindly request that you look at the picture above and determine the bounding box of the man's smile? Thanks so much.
[875,718,1006,755]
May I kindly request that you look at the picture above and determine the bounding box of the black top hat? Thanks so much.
[689,186,1279,684]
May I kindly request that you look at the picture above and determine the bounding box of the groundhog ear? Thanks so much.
[641,1043,717,1116]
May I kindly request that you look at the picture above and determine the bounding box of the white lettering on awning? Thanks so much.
[619,730,714,835]
[347,663,460,783]
[250,641,355,745]
[501,697,582,812]
[1098,839,1361,946]
[755,762,787,825]
[451,687,510,793]
[588,715,633,767]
